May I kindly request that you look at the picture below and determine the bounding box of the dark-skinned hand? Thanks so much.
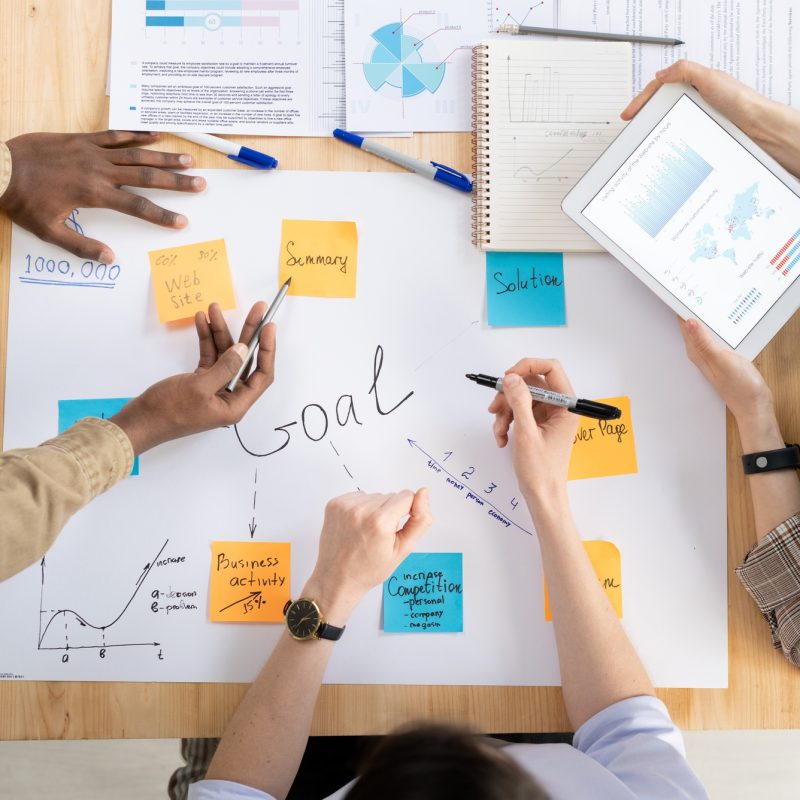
[0,130,206,262]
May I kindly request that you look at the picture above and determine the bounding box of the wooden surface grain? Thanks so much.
[1,0,799,740]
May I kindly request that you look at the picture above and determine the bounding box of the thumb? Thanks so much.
[198,342,248,392]
[679,317,714,365]
[396,488,433,556]
[503,373,536,437]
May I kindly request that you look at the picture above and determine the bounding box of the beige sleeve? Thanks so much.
[0,141,11,200]
[0,417,134,581]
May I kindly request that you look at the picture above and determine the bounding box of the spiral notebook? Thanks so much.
[472,39,632,252]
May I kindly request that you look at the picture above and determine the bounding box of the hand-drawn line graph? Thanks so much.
[492,1,552,30]
[505,56,614,125]
[37,540,168,652]
[513,142,574,182]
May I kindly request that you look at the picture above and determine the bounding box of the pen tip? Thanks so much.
[465,373,475,380]
[285,276,292,286]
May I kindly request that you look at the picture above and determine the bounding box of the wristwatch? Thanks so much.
[283,597,345,641]
[742,444,800,474]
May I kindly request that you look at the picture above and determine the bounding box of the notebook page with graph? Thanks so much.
[472,39,632,251]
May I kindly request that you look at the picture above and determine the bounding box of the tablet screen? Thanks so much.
[582,94,800,347]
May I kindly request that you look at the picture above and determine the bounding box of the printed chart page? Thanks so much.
[109,0,345,136]
[344,1,557,132]
[0,171,726,687]
[559,0,800,104]
[582,95,800,348]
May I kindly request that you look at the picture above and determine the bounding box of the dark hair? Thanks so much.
[345,723,550,800]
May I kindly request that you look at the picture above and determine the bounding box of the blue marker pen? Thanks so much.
[174,132,278,169]
[333,128,472,192]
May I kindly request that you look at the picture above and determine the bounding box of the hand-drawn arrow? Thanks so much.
[406,438,533,536]
[218,591,262,614]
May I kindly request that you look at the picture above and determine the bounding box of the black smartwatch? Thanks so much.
[742,444,800,474]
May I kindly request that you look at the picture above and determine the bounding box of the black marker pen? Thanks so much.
[465,373,622,421]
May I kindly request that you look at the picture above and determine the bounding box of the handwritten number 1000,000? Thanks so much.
[24,254,120,284]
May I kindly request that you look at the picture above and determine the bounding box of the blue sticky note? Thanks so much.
[58,398,139,475]
[486,251,566,327]
[383,553,463,633]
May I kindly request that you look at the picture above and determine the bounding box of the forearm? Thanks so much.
[0,418,133,581]
[528,492,654,730]
[735,408,800,536]
[749,95,800,178]
[205,579,357,799]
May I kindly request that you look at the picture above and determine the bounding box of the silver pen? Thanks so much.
[498,23,684,46]
[225,277,291,392]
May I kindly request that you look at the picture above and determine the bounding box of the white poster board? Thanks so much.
[0,171,726,686]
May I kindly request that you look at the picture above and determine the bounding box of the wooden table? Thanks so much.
[1,0,799,740]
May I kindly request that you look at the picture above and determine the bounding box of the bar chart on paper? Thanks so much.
[144,0,300,33]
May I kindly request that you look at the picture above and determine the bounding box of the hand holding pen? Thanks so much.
[485,358,584,504]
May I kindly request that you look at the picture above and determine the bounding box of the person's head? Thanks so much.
[346,723,549,800]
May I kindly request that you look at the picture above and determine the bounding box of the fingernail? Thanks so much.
[99,249,114,263]
[656,69,667,78]
[148,131,160,136]
[175,214,188,227]
[232,342,248,360]
[179,154,193,166]
[504,373,521,388]
[192,176,206,189]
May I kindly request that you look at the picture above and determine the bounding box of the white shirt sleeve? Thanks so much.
[572,695,708,799]
[188,779,276,800]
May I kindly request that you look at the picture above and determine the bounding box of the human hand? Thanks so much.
[0,130,206,262]
[620,60,800,178]
[489,359,579,511]
[304,489,433,623]
[679,317,774,424]
[110,302,276,454]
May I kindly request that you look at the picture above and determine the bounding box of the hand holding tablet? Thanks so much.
[562,83,800,358]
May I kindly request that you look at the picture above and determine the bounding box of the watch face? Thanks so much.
[287,599,321,640]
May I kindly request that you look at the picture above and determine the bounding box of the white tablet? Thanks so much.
[562,84,800,358]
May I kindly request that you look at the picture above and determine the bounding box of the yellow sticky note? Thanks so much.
[544,540,622,620]
[149,238,235,323]
[568,396,638,480]
[279,219,358,298]
[209,541,290,623]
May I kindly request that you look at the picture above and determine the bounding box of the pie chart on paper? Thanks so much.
[362,22,447,98]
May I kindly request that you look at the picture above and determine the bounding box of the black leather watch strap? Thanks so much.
[742,444,800,474]
[316,621,345,641]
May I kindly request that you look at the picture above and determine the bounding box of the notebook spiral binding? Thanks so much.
[471,43,491,248]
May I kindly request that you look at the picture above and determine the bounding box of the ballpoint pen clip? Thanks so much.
[430,161,470,180]
[227,146,278,170]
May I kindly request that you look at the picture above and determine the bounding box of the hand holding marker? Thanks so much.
[466,373,621,421]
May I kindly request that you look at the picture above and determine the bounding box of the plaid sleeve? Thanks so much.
[735,514,800,666]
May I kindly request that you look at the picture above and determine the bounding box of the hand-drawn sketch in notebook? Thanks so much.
[472,39,632,252]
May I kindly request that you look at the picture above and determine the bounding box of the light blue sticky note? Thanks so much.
[383,552,463,633]
[486,251,566,327]
[58,398,139,475]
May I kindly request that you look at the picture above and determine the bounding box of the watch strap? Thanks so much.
[316,621,345,641]
[742,444,800,474]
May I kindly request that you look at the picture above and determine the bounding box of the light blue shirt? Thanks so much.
[189,695,708,800]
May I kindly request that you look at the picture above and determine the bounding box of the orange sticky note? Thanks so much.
[544,540,622,620]
[209,541,290,623]
[279,219,358,298]
[568,396,638,480]
[149,238,235,323]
